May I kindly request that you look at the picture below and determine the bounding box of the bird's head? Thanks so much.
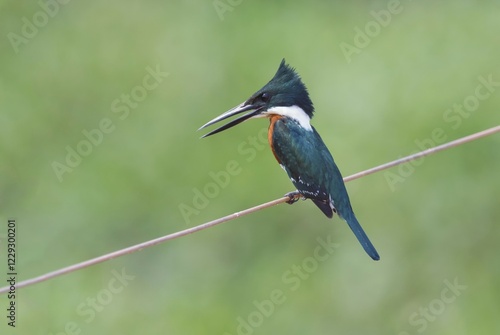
[199,59,314,137]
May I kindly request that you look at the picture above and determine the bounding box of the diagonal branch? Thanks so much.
[1,125,498,294]
[344,125,500,182]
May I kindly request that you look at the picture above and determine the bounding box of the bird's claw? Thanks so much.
[285,191,305,204]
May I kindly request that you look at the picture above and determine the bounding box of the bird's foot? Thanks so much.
[285,190,305,204]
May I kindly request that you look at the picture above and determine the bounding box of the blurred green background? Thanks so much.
[1,0,499,334]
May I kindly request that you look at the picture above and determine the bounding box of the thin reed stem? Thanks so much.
[0,125,498,294]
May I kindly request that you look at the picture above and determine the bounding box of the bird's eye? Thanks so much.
[260,92,271,102]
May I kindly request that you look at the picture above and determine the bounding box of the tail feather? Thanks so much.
[343,212,380,261]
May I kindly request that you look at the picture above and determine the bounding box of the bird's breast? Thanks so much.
[268,115,283,164]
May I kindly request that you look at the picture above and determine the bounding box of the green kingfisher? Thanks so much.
[199,59,380,261]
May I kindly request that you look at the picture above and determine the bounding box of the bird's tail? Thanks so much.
[343,212,380,261]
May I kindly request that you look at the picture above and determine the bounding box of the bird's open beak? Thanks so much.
[198,102,263,138]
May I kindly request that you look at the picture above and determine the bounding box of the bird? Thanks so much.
[198,59,379,261]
